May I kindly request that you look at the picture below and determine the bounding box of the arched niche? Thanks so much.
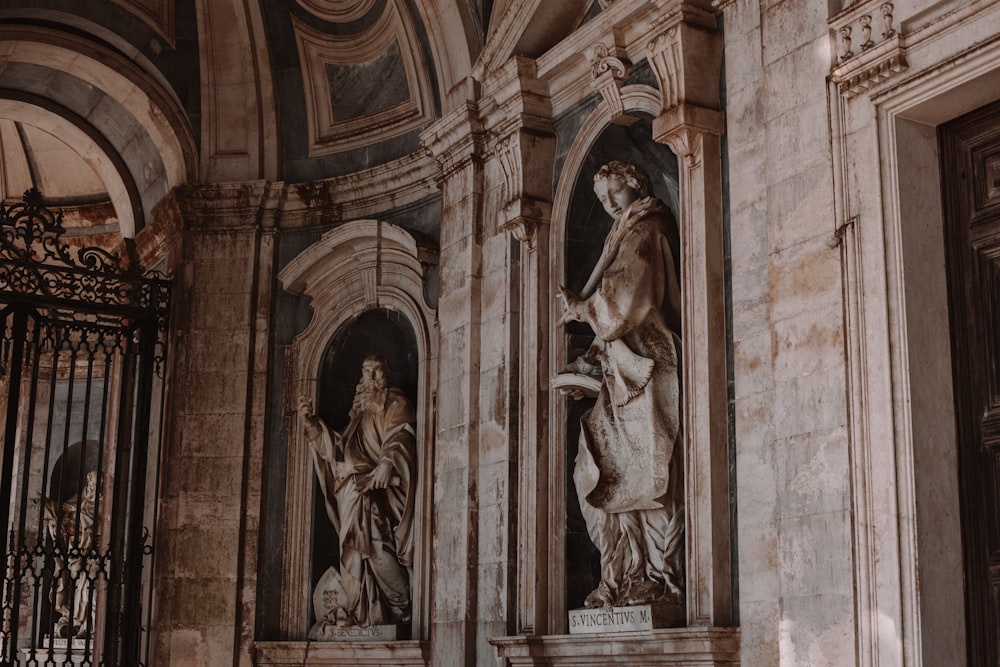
[545,84,731,631]
[557,106,682,615]
[310,308,420,607]
[277,219,438,649]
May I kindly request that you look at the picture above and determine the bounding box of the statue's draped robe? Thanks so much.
[573,196,685,606]
[309,389,416,627]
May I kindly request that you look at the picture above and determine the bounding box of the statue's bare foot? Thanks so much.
[583,582,615,609]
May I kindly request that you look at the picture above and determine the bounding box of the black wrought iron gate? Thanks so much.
[0,190,170,666]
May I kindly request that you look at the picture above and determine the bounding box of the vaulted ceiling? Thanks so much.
[0,0,602,243]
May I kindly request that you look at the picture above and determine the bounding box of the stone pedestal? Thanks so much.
[490,627,739,666]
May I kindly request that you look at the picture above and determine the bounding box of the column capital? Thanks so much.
[645,3,723,146]
[479,57,556,248]
[654,103,725,158]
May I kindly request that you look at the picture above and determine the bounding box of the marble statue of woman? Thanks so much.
[556,160,685,610]
[298,355,416,634]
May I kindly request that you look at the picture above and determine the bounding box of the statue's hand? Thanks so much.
[559,386,588,401]
[370,460,393,489]
[556,285,583,325]
[298,396,322,441]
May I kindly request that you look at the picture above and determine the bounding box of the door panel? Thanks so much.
[941,99,1000,667]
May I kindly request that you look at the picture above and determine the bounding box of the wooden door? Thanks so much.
[941,99,1000,666]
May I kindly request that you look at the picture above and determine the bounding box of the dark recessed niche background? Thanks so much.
[562,116,680,612]
[309,307,419,620]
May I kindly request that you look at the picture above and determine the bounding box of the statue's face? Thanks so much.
[361,359,387,385]
[594,174,638,218]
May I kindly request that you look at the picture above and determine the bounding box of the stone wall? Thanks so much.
[721,0,853,664]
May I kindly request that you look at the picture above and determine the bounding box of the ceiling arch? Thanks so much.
[0,21,196,237]
[0,96,140,237]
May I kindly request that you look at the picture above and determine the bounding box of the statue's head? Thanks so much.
[593,161,652,219]
[361,354,391,386]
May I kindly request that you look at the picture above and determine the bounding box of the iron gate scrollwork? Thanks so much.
[0,189,170,666]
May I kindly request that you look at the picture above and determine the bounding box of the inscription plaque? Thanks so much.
[311,624,399,642]
[568,605,653,634]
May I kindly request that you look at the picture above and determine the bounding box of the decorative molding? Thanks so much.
[480,57,555,248]
[174,180,282,231]
[590,41,632,121]
[420,99,486,179]
[829,2,907,99]
[295,0,378,22]
[292,0,434,156]
[281,150,440,228]
[112,0,174,45]
[491,627,740,666]
[254,640,430,666]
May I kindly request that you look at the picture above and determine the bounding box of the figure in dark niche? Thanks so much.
[298,355,416,637]
[556,160,685,611]
[42,469,100,639]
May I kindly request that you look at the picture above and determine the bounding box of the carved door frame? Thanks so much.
[825,3,1000,663]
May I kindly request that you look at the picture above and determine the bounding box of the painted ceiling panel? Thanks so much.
[327,42,410,121]
[293,0,434,157]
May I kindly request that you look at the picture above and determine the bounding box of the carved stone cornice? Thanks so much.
[419,99,486,180]
[174,180,282,231]
[480,57,556,248]
[648,0,716,33]
[644,0,723,154]
[646,4,721,113]
[281,151,439,228]
[480,56,553,137]
[590,41,632,122]
[828,1,907,99]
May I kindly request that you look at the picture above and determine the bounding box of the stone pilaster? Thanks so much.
[479,55,556,637]
[646,1,732,628]
[150,180,281,667]
[420,100,487,667]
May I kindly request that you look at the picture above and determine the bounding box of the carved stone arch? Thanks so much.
[407,0,478,110]
[277,219,438,651]
[551,85,663,243]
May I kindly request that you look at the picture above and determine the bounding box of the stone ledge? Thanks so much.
[252,640,429,666]
[490,627,740,666]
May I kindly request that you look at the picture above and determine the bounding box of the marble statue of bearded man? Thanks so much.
[298,355,416,630]
[557,160,685,609]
